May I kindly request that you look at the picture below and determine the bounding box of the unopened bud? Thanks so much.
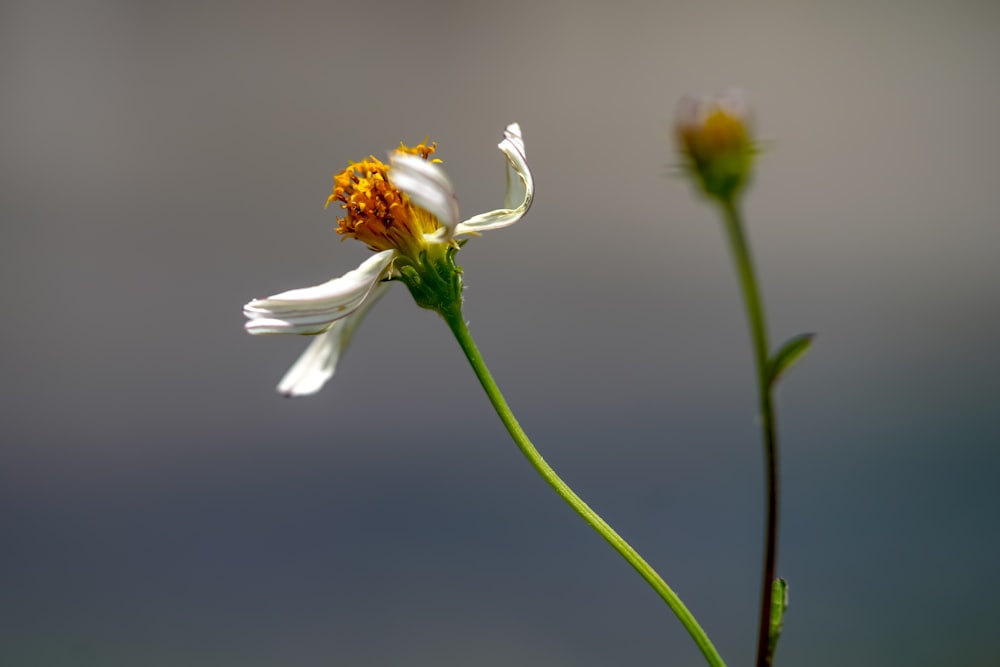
[676,89,755,202]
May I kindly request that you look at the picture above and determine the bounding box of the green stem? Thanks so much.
[719,199,779,667]
[441,307,726,667]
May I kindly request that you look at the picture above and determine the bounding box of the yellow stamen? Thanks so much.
[325,140,441,256]
[697,109,748,155]
[677,105,750,166]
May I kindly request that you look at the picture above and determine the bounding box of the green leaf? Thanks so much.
[768,577,789,658]
[768,333,815,387]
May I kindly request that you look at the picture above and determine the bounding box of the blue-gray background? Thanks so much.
[2,1,998,665]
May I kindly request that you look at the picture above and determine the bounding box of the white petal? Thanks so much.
[675,96,702,131]
[244,250,394,335]
[454,123,533,236]
[276,282,392,397]
[678,89,750,128]
[388,152,460,241]
[718,87,751,122]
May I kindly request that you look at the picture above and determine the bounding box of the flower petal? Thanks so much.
[454,123,533,235]
[243,250,394,335]
[388,152,460,242]
[276,282,391,397]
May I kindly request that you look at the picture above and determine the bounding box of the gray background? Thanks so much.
[3,0,999,665]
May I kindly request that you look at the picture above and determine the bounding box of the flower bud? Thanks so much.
[676,89,755,202]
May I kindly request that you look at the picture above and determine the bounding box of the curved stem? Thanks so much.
[441,307,726,667]
[719,199,779,667]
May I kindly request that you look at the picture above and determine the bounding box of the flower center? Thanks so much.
[326,140,441,257]
[698,109,748,154]
[678,108,749,164]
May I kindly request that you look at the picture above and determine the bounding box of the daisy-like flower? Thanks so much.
[243,123,533,396]
[676,89,755,202]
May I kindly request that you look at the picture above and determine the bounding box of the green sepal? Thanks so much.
[767,333,814,387]
[397,245,464,318]
[768,577,788,659]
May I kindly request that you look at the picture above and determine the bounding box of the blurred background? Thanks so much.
[2,0,999,665]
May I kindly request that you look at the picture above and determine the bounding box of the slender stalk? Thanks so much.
[441,307,726,667]
[719,199,779,667]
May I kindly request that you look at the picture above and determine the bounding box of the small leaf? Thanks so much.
[768,333,815,387]
[768,577,789,658]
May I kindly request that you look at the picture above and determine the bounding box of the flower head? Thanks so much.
[676,89,755,202]
[325,141,449,259]
[243,123,533,396]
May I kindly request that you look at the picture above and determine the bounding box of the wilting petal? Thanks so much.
[454,123,533,235]
[388,152,460,241]
[244,250,394,335]
[275,282,391,397]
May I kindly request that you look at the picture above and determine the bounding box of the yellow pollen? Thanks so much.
[700,109,748,151]
[679,109,749,161]
[326,140,441,255]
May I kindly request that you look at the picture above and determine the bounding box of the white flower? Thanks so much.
[243,123,533,396]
